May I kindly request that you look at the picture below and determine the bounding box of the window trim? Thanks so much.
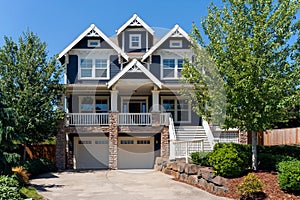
[161,96,191,123]
[78,57,110,80]
[161,57,184,80]
[170,40,182,48]
[79,96,110,113]
[87,39,101,47]
[129,34,141,49]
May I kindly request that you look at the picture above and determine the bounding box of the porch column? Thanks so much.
[56,119,66,170]
[152,89,160,112]
[110,89,119,112]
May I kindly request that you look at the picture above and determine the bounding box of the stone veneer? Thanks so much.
[161,126,169,159]
[108,112,118,169]
[56,120,66,170]
[239,131,248,144]
[156,159,229,195]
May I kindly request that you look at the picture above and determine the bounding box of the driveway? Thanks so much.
[30,170,229,200]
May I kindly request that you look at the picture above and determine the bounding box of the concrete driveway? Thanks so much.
[30,170,229,200]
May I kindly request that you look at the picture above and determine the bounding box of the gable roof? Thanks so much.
[116,14,155,36]
[141,24,190,61]
[107,59,162,89]
[59,24,129,61]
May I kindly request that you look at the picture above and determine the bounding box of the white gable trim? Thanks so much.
[59,24,128,61]
[116,14,154,36]
[142,24,190,61]
[107,59,162,89]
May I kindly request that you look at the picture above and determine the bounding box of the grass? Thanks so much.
[20,186,44,200]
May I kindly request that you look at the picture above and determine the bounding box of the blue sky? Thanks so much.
[0,0,298,58]
[0,0,222,57]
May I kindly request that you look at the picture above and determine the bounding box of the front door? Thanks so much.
[123,99,147,113]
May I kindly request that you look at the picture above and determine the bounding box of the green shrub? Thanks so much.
[278,160,300,192]
[0,151,21,175]
[0,175,21,200]
[209,143,249,178]
[23,158,57,176]
[258,153,297,172]
[237,173,264,199]
[258,145,300,159]
[190,152,211,166]
[20,186,43,200]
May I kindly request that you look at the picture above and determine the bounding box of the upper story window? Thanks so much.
[162,58,184,79]
[80,96,109,113]
[170,40,182,48]
[79,58,109,79]
[88,40,100,47]
[129,34,141,49]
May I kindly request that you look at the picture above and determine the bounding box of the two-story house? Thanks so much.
[56,14,239,170]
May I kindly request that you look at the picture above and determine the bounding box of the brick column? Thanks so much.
[109,112,118,169]
[161,126,169,159]
[56,119,66,170]
[239,131,248,144]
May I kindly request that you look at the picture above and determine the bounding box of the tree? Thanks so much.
[182,0,300,170]
[0,31,65,160]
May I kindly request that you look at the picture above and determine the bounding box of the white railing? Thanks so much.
[68,113,110,125]
[173,139,204,163]
[169,116,176,160]
[160,113,170,125]
[118,113,152,125]
[202,120,215,150]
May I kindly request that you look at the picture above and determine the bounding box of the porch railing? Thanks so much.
[160,113,170,126]
[173,139,204,163]
[68,113,110,125]
[118,113,152,125]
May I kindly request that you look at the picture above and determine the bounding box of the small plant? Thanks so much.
[209,143,249,177]
[277,160,300,192]
[0,175,22,200]
[20,186,44,200]
[12,166,29,185]
[237,173,264,199]
[190,152,211,166]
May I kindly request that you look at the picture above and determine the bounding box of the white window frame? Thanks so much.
[129,34,141,49]
[78,56,110,80]
[161,57,184,80]
[170,40,182,48]
[88,40,101,47]
[161,96,191,123]
[79,96,110,113]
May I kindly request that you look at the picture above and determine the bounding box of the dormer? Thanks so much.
[116,14,155,56]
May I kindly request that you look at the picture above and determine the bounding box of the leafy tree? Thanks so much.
[0,31,65,160]
[182,0,300,170]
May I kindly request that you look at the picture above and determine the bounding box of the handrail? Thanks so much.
[119,113,152,125]
[173,139,204,163]
[169,116,176,160]
[68,113,110,125]
[202,120,215,150]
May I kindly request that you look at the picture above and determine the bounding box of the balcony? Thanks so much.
[67,113,170,126]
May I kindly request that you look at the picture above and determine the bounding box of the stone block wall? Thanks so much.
[157,160,229,195]
[161,126,169,159]
[108,112,118,169]
[56,120,66,170]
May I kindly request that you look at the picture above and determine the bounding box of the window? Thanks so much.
[137,140,150,144]
[170,40,182,48]
[80,96,109,113]
[162,58,184,79]
[120,140,134,144]
[79,58,109,79]
[95,140,108,144]
[162,97,191,123]
[78,140,92,144]
[129,34,141,49]
[88,40,100,47]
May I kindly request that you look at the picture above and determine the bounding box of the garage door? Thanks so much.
[118,137,154,169]
[74,137,109,169]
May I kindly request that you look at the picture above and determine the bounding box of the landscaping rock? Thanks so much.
[187,175,198,185]
[185,164,198,175]
[177,162,186,173]
[211,176,227,187]
[201,167,216,181]
[179,173,188,182]
[162,168,171,175]
[172,162,179,172]
[198,178,209,189]
[167,162,173,169]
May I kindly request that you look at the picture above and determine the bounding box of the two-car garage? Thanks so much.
[74,136,155,169]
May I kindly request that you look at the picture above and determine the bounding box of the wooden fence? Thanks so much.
[24,144,56,163]
[264,127,300,146]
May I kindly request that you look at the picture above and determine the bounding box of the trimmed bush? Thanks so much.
[277,160,300,192]
[190,152,211,166]
[209,143,249,178]
[258,153,297,172]
[23,158,57,176]
[237,173,264,199]
[0,175,21,200]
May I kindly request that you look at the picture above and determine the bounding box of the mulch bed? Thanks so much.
[174,172,300,200]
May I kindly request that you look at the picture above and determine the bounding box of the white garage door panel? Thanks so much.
[74,137,109,169]
[118,137,154,169]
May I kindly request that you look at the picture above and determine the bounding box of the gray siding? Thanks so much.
[110,55,121,79]
[159,37,190,49]
[73,36,113,49]
[67,55,78,84]
[150,55,161,80]
[122,72,148,79]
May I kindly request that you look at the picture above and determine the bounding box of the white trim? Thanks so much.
[170,40,182,48]
[107,59,162,89]
[59,24,128,61]
[142,24,190,61]
[78,55,110,80]
[116,14,154,35]
[87,39,101,47]
[121,96,148,113]
[129,34,141,49]
[161,96,191,123]
[160,57,184,80]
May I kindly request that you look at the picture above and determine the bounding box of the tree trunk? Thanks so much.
[252,131,258,171]
[23,143,27,162]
